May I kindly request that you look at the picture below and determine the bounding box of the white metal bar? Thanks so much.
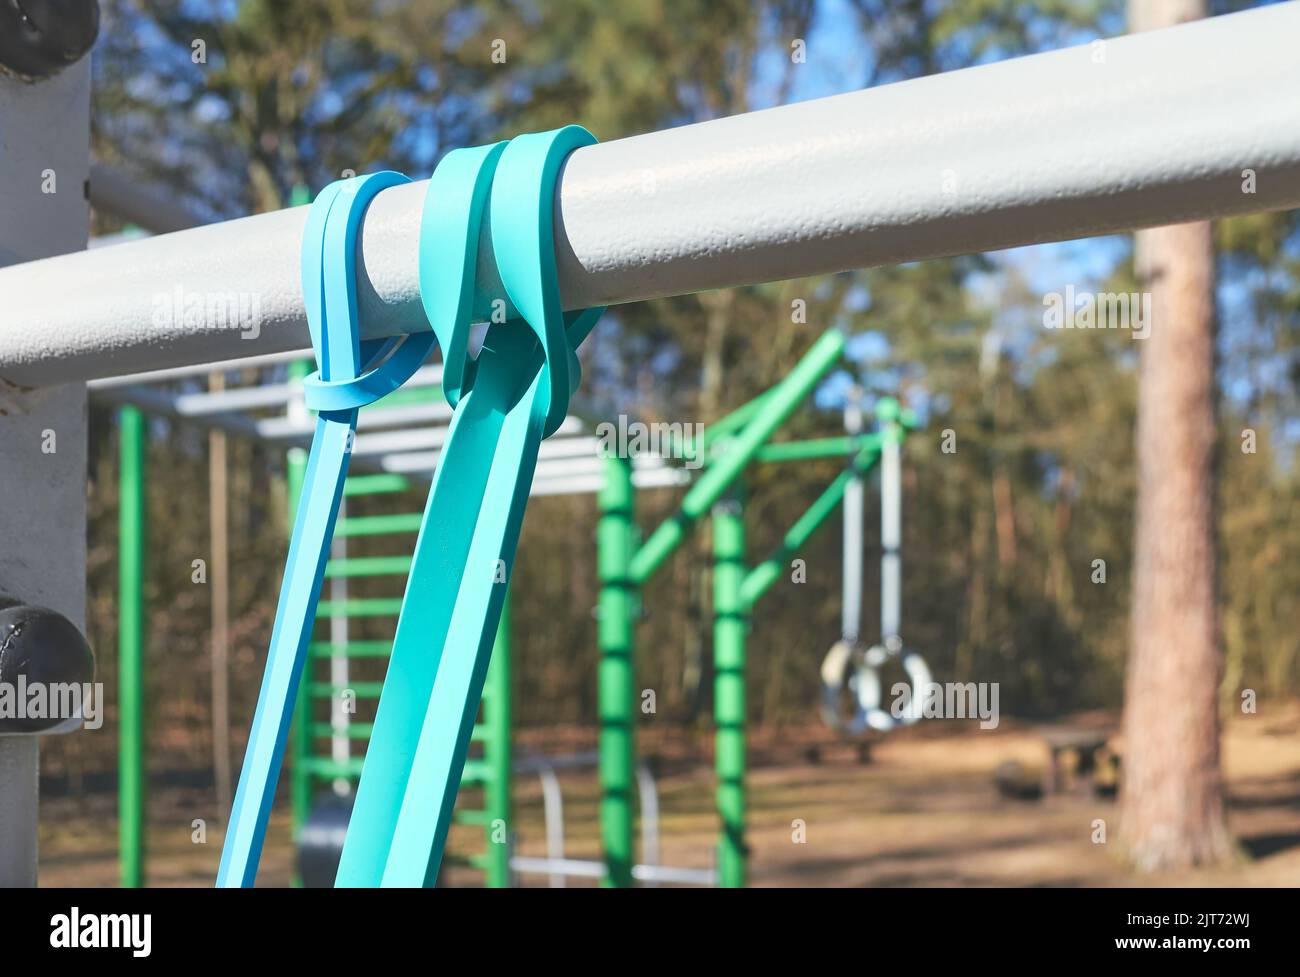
[0,739,39,887]
[508,856,717,886]
[3,6,1299,386]
[635,761,661,888]
[841,391,864,645]
[881,425,902,641]
[88,348,314,389]
[89,162,209,234]
[535,762,567,889]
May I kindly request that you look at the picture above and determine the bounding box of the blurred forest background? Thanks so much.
[45,0,1297,803]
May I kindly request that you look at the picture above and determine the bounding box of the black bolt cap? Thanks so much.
[0,598,95,733]
[0,0,100,80]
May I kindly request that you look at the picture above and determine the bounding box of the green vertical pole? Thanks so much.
[286,359,313,876]
[597,455,636,887]
[713,489,747,888]
[118,406,146,889]
[483,587,512,888]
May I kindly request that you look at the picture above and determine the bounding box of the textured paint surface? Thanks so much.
[2,5,1299,385]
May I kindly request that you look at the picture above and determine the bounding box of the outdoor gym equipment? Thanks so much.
[820,397,932,734]
[221,126,610,887]
[3,3,1299,890]
[510,752,716,887]
[335,127,604,888]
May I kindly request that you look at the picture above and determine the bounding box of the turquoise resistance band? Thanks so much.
[217,172,436,887]
[335,126,602,887]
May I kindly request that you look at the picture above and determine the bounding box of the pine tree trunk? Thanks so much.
[1120,0,1232,874]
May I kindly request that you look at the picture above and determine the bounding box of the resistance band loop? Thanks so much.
[335,126,602,887]
[217,171,434,887]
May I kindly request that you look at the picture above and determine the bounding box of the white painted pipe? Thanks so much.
[841,392,864,645]
[0,738,38,887]
[880,429,902,641]
[2,5,1299,386]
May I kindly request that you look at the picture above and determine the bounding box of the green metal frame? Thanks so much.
[286,374,514,887]
[595,327,862,887]
[118,406,146,888]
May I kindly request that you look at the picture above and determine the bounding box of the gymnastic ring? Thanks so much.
[854,641,933,731]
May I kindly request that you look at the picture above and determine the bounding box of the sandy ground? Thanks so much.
[36,705,1300,887]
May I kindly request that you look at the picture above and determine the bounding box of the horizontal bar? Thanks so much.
[298,756,364,778]
[754,434,878,464]
[527,467,690,498]
[342,474,411,497]
[740,443,883,608]
[334,513,424,536]
[315,598,403,617]
[309,640,393,659]
[509,856,718,886]
[89,162,209,234]
[309,721,374,739]
[323,555,412,578]
[307,681,385,698]
[88,348,312,388]
[5,5,1298,385]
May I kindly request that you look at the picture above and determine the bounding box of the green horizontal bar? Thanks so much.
[308,680,385,698]
[309,640,393,659]
[335,513,424,537]
[756,434,880,464]
[309,721,374,739]
[324,555,413,578]
[298,756,365,778]
[343,474,411,497]
[461,760,488,784]
[454,809,491,827]
[316,598,403,617]
[740,443,882,608]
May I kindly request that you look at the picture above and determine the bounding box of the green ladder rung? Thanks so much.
[316,598,403,616]
[343,474,411,497]
[454,809,491,827]
[309,640,393,659]
[308,681,385,698]
[310,721,374,739]
[299,756,364,778]
[335,513,424,537]
[324,555,413,578]
[460,760,489,784]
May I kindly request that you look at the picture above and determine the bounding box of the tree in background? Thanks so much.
[1120,0,1233,870]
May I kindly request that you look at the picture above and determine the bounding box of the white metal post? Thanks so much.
[841,390,864,646]
[880,421,902,644]
[0,56,92,888]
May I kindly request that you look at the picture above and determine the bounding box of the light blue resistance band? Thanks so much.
[217,172,436,887]
[335,126,602,887]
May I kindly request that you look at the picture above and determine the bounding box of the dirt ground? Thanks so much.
[36,705,1300,887]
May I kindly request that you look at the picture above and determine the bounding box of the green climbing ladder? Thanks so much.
[287,369,513,888]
